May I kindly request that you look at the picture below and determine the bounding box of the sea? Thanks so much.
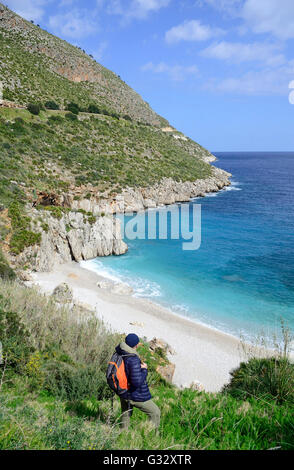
[81,152,294,342]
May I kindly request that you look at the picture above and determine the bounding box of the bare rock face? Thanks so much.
[156,363,176,384]
[17,270,34,282]
[70,167,231,215]
[16,209,128,272]
[149,337,176,356]
[52,283,73,303]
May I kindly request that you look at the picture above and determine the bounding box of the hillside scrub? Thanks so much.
[0,280,293,450]
[0,248,16,280]
[0,107,212,210]
[0,11,167,127]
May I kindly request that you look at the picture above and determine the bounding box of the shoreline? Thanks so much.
[27,260,271,392]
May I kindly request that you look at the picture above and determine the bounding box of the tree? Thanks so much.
[27,103,40,115]
[88,104,100,114]
[66,102,79,115]
[45,100,60,110]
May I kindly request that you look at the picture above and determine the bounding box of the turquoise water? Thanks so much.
[83,153,294,341]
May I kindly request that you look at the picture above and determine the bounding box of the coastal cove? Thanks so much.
[31,260,249,392]
[83,152,294,343]
[27,152,294,392]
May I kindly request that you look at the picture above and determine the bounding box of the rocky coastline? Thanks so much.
[12,166,231,273]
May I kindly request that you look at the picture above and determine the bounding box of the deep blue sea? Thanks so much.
[83,152,294,341]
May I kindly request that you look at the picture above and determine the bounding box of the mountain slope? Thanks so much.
[0,3,166,126]
[0,4,230,267]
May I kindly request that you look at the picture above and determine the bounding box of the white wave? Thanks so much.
[80,259,161,298]
[133,280,162,298]
[225,181,242,191]
[80,259,122,283]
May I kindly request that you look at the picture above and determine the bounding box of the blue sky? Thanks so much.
[4,0,294,151]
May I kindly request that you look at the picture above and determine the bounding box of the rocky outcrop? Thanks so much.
[52,283,73,303]
[8,165,230,273]
[149,337,176,356]
[70,167,232,215]
[14,209,127,272]
[156,363,176,384]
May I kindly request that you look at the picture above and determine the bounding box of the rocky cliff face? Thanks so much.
[13,167,230,273]
[15,209,127,272]
[70,167,232,215]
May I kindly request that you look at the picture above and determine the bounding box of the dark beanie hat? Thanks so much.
[125,333,140,348]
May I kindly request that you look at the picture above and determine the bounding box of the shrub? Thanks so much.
[27,103,40,115]
[0,302,33,371]
[9,230,41,255]
[47,115,63,124]
[14,117,25,125]
[223,357,294,404]
[123,114,132,121]
[0,249,16,280]
[43,362,112,401]
[44,101,59,110]
[65,112,78,121]
[65,102,79,115]
[88,104,100,114]
[8,202,42,254]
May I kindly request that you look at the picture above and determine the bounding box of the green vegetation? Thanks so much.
[224,357,294,404]
[0,9,167,127]
[65,102,79,115]
[0,281,293,450]
[0,248,16,280]
[27,103,41,116]
[0,107,211,203]
[8,202,41,255]
[45,101,60,110]
[0,4,214,260]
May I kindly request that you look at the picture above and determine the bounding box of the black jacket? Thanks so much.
[116,342,152,402]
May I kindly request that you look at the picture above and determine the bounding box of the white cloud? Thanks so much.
[165,19,224,44]
[242,0,294,40]
[48,9,98,39]
[197,0,243,15]
[5,0,48,22]
[93,41,108,61]
[200,0,294,40]
[142,62,199,81]
[103,0,170,21]
[201,41,285,66]
[204,60,294,95]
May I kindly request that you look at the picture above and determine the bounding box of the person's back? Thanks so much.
[116,334,160,429]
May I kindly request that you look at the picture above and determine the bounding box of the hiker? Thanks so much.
[107,333,160,429]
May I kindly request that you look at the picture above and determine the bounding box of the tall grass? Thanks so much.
[0,280,293,450]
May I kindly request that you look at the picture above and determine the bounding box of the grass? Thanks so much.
[0,280,293,450]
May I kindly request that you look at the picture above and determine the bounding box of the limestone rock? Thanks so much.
[156,363,176,384]
[149,337,176,356]
[52,283,73,303]
[17,270,34,281]
[16,209,128,272]
[70,167,231,216]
